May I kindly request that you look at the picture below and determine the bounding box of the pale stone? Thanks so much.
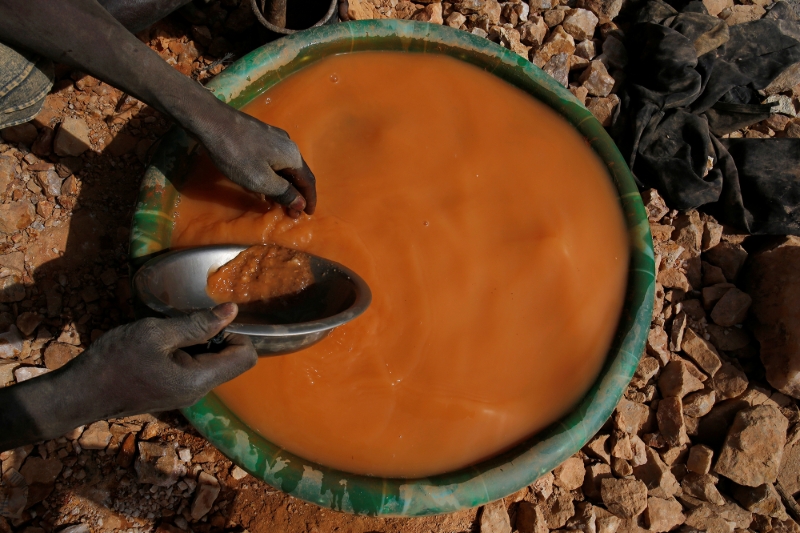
[601,478,648,519]
[54,118,91,157]
[715,405,788,487]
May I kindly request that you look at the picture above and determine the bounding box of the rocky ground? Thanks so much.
[1,0,800,532]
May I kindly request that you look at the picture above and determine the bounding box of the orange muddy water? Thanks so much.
[172,52,629,478]
[207,244,313,304]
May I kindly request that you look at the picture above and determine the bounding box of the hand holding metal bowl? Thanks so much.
[133,244,372,355]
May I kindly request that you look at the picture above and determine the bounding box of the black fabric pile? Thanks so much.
[610,0,800,234]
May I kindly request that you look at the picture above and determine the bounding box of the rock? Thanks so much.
[682,473,726,505]
[703,262,727,286]
[715,405,789,487]
[706,324,750,352]
[532,471,555,499]
[135,442,186,487]
[117,433,136,468]
[643,189,669,223]
[732,483,788,519]
[0,361,19,384]
[15,312,41,337]
[611,429,634,460]
[563,8,598,40]
[580,60,615,97]
[616,398,651,435]
[1,123,38,145]
[763,62,800,96]
[696,398,750,447]
[575,39,597,59]
[745,238,800,399]
[684,505,736,533]
[586,434,612,463]
[778,441,800,495]
[705,242,747,282]
[703,0,733,16]
[543,7,566,27]
[658,397,689,447]
[191,471,221,520]
[0,155,17,192]
[519,15,548,47]
[586,95,619,127]
[725,4,766,24]
[612,457,633,477]
[78,421,112,450]
[54,118,91,157]
[517,501,549,533]
[570,85,590,105]
[533,26,575,67]
[20,456,62,485]
[595,506,623,533]
[710,362,749,400]
[446,11,466,27]
[645,496,685,532]
[659,360,705,398]
[0,269,24,304]
[658,269,691,292]
[0,200,35,234]
[543,53,570,87]
[682,328,722,377]
[631,435,648,466]
[710,289,752,327]
[230,465,248,481]
[647,326,670,366]
[14,366,49,382]
[0,325,24,359]
[687,445,714,475]
[501,1,530,25]
[554,457,586,490]
[632,446,680,499]
[43,342,82,370]
[35,170,62,198]
[703,283,735,311]
[57,328,80,346]
[764,95,797,117]
[456,0,502,22]
[584,462,614,500]
[529,0,553,12]
[543,489,576,528]
[576,0,623,23]
[601,478,648,519]
[411,3,444,23]
[490,26,530,59]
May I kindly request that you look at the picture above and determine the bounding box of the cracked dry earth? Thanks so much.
[2,0,800,532]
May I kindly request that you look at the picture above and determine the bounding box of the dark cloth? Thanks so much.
[612,0,800,235]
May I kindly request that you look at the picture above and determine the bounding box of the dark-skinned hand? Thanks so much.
[197,110,317,218]
[0,304,257,451]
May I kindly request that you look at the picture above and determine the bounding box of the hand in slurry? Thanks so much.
[0,0,317,217]
[0,304,257,451]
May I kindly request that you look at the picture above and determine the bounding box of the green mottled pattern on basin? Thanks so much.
[129,20,655,517]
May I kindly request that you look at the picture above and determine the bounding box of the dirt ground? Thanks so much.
[2,0,800,532]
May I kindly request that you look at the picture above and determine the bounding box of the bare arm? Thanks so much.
[0,305,257,451]
[0,0,316,216]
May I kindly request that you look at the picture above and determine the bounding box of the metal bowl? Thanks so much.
[133,245,372,355]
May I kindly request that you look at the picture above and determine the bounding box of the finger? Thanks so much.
[160,303,239,349]
[339,0,351,21]
[193,334,258,389]
[273,183,306,219]
[278,158,317,215]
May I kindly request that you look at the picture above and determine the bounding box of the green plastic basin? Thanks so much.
[129,20,655,517]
